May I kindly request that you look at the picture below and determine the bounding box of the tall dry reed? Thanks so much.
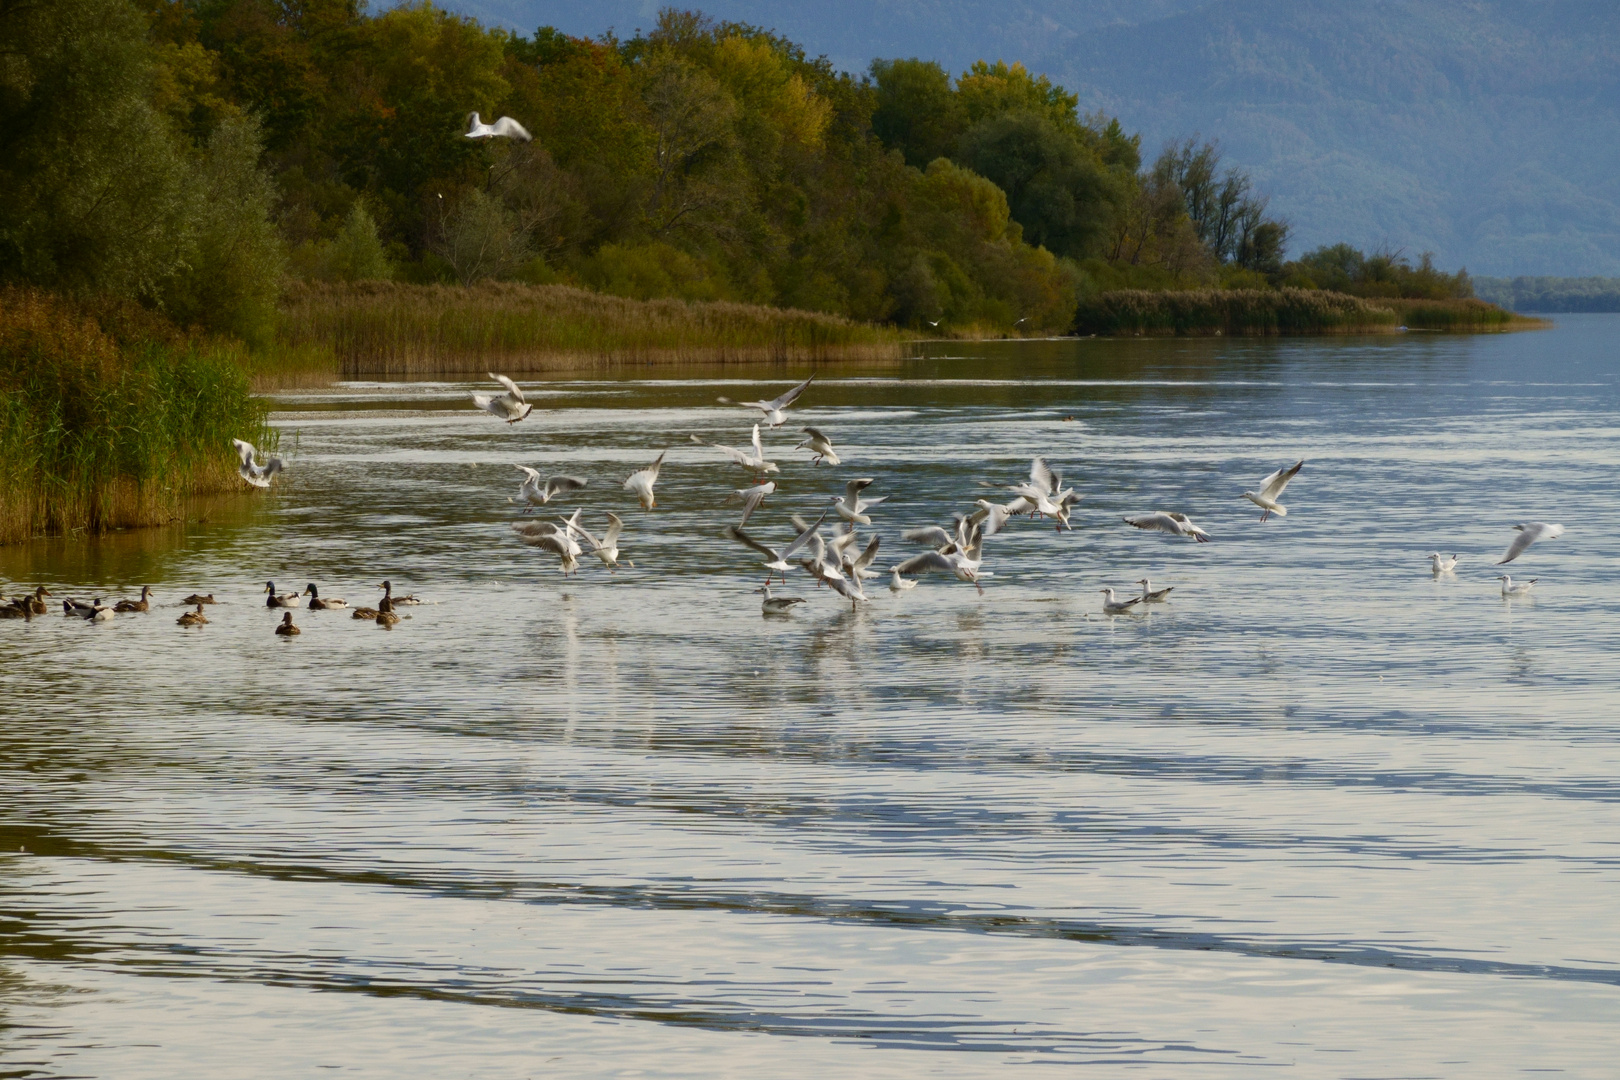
[0,289,271,545]
[1384,298,1545,331]
[273,281,908,379]
[1074,288,1400,336]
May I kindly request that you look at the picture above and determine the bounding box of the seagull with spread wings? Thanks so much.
[465,112,532,141]
[513,467,587,509]
[725,511,826,585]
[717,374,814,427]
[795,427,841,465]
[232,439,285,489]
[1497,522,1563,564]
[472,373,533,423]
[1242,460,1304,521]
[1123,512,1212,543]
[623,450,666,510]
[832,477,888,525]
[691,424,779,480]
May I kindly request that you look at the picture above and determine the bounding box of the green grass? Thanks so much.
[0,289,272,545]
[269,281,909,382]
[1383,297,1546,331]
[1074,288,1401,336]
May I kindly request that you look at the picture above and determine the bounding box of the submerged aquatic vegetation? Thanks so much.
[0,289,271,545]
[272,281,908,380]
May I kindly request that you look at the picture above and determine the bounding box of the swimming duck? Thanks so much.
[114,586,154,613]
[351,606,380,620]
[304,583,347,610]
[177,604,209,626]
[63,597,112,620]
[274,611,300,636]
[264,581,300,608]
[0,597,32,620]
[181,593,216,605]
[25,586,51,614]
[376,609,401,627]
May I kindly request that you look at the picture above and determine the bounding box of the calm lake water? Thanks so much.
[4,317,1620,1078]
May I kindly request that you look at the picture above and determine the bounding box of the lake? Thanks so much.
[3,317,1618,1078]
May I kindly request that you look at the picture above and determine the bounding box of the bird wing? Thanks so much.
[511,520,560,538]
[232,439,257,467]
[902,526,954,549]
[491,116,532,141]
[726,525,781,560]
[530,533,572,557]
[514,465,542,482]
[490,373,524,402]
[571,515,601,551]
[852,534,882,571]
[750,424,764,460]
[844,477,874,504]
[1124,513,1177,534]
[800,426,828,443]
[545,475,588,499]
[1030,457,1058,495]
[1259,460,1304,501]
[766,374,814,412]
[782,510,828,559]
[734,484,773,526]
[645,450,665,480]
[1498,529,1538,564]
[602,513,623,547]
[895,551,955,576]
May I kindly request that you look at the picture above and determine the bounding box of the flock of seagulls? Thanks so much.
[2,369,1569,632]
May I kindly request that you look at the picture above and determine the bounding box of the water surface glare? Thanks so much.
[4,320,1620,1077]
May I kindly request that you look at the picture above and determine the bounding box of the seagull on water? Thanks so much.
[465,112,531,141]
[624,450,666,510]
[472,373,533,424]
[514,467,586,509]
[754,585,807,615]
[1101,588,1142,615]
[691,424,778,479]
[1242,460,1304,522]
[795,427,841,465]
[1497,522,1563,565]
[717,375,814,428]
[232,439,285,489]
[1498,574,1536,597]
[832,478,888,525]
[1124,512,1212,543]
[1429,553,1459,575]
[1137,579,1173,602]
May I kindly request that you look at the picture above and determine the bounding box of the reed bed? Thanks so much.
[1383,298,1546,331]
[0,289,271,546]
[1074,288,1400,336]
[273,281,908,380]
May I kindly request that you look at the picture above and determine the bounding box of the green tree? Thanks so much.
[869,58,964,168]
[956,111,1118,259]
[0,0,192,296]
[321,200,393,281]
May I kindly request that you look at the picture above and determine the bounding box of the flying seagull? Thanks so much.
[1497,522,1563,565]
[232,439,285,489]
[795,427,841,465]
[472,373,533,423]
[624,450,666,510]
[1242,460,1304,522]
[514,467,587,509]
[717,374,814,427]
[465,112,532,141]
[1123,512,1212,543]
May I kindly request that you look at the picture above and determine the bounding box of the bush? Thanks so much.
[1074,288,1399,336]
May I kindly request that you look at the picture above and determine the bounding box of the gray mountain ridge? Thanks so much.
[436,0,1620,275]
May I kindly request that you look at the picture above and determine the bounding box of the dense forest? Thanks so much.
[0,0,1481,344]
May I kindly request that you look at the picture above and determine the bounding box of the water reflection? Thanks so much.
[4,319,1620,1077]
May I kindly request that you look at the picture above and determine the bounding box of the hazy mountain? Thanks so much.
[440,0,1620,275]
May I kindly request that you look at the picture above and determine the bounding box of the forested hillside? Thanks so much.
[477,0,1620,277]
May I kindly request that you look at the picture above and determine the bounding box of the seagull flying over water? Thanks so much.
[573,513,630,571]
[514,468,587,509]
[717,375,814,428]
[795,427,841,465]
[624,450,666,510]
[1497,522,1563,565]
[833,478,888,525]
[692,424,778,479]
[465,112,531,141]
[894,521,990,594]
[472,373,533,423]
[1123,512,1212,543]
[725,511,826,584]
[728,480,776,527]
[232,439,285,489]
[1242,460,1304,522]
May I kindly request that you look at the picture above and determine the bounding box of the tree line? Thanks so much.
[0,0,1475,344]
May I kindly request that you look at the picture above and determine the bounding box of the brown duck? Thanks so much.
[114,586,154,613]
[274,611,300,636]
